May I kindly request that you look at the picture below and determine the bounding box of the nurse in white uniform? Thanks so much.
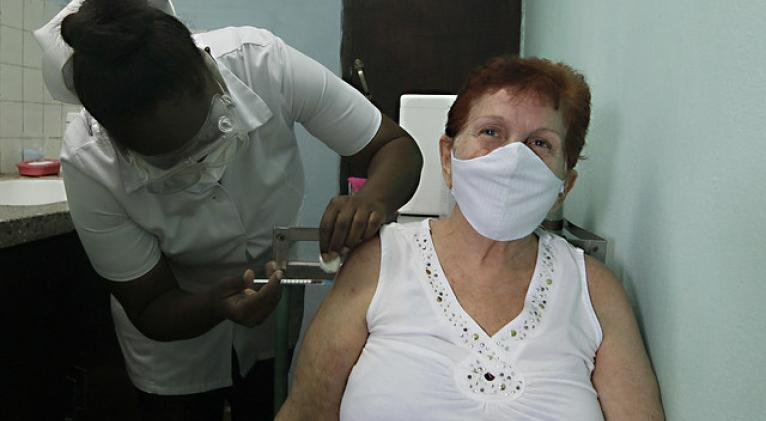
[34,0,422,419]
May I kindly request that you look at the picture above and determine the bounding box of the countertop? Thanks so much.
[0,175,73,249]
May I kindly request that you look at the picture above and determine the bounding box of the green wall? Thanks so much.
[523,1,766,419]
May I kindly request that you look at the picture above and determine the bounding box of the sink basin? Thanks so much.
[0,179,67,206]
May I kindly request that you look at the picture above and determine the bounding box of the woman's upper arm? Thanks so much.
[277,236,381,420]
[587,256,665,420]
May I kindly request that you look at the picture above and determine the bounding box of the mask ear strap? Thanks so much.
[215,78,228,95]
[201,46,228,96]
[206,52,228,95]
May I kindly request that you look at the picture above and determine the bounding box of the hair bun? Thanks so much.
[61,0,156,61]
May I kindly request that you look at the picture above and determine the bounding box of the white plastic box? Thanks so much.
[398,94,457,217]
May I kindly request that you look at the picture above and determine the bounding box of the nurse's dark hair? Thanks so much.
[445,56,591,170]
[60,0,207,140]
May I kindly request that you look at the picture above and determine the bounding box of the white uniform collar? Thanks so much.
[33,0,177,105]
[213,58,274,135]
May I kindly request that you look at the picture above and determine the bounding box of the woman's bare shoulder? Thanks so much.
[331,234,381,303]
[582,255,632,327]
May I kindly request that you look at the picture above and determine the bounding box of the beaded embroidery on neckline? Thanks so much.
[413,220,559,399]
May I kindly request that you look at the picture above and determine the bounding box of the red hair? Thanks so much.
[446,56,591,169]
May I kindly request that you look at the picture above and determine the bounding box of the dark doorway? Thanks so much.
[339,0,522,190]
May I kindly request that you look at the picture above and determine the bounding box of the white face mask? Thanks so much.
[129,93,249,194]
[450,142,564,241]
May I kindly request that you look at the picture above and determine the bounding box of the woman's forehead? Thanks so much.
[473,87,554,110]
[467,88,563,129]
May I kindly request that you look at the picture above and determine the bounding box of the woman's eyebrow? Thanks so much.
[530,127,563,139]
[471,115,506,125]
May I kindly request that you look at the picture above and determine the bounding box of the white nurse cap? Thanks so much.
[33,0,177,105]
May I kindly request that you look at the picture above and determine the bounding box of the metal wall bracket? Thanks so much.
[561,220,608,263]
[542,217,608,263]
[272,226,337,280]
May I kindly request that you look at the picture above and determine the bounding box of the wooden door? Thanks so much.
[339,0,521,191]
[341,0,521,120]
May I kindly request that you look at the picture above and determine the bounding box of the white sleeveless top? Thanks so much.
[340,220,604,420]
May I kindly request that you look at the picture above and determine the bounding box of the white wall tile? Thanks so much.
[22,136,44,157]
[0,138,22,173]
[0,0,24,28]
[0,63,22,100]
[42,136,61,158]
[42,0,61,23]
[22,0,44,31]
[63,104,81,114]
[42,78,55,103]
[22,31,40,68]
[0,26,23,64]
[43,102,61,137]
[22,67,42,102]
[22,102,42,135]
[0,100,22,136]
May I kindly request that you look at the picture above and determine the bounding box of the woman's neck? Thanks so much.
[430,206,538,272]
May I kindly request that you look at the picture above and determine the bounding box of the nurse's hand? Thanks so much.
[213,262,283,328]
[319,192,387,260]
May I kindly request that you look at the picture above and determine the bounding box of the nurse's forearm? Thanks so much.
[109,259,226,342]
[134,288,224,341]
[112,259,278,341]
[358,135,422,215]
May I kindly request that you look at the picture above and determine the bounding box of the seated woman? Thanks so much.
[277,56,664,420]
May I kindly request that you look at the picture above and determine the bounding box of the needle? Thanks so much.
[252,279,330,285]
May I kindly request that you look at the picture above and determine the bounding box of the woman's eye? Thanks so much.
[528,138,550,149]
[480,128,499,137]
